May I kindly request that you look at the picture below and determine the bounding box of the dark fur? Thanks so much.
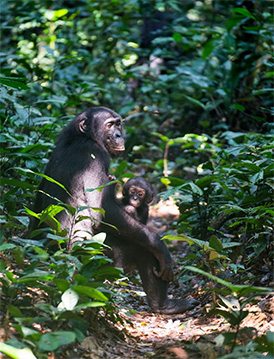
[121,177,154,225]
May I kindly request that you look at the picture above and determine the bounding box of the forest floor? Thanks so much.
[67,200,274,359]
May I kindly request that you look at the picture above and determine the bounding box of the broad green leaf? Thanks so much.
[38,333,59,351]
[226,16,243,31]
[231,7,256,20]
[232,104,245,111]
[72,285,108,301]
[0,77,30,90]
[212,309,249,326]
[209,235,223,251]
[173,32,182,42]
[54,279,70,292]
[202,39,214,60]
[189,182,203,195]
[39,207,62,231]
[52,331,76,346]
[24,207,40,219]
[17,271,55,282]
[0,343,37,359]
[0,178,32,189]
[53,9,69,19]
[163,234,210,250]
[0,243,16,251]
[8,305,23,317]
[15,325,41,339]
[242,161,261,172]
[249,171,263,184]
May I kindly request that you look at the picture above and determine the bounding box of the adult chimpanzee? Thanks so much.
[121,177,154,225]
[31,106,198,314]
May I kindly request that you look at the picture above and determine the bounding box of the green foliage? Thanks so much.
[0,342,37,359]
[0,232,121,357]
[0,0,273,356]
[161,131,273,268]
[186,266,272,357]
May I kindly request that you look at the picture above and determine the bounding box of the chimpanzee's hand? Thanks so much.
[152,251,174,282]
[108,174,116,181]
[153,264,174,281]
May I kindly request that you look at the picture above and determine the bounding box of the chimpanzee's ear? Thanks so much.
[146,193,154,204]
[78,118,88,133]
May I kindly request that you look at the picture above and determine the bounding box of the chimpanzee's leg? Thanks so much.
[105,236,198,314]
[135,248,199,314]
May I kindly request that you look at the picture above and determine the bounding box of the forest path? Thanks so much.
[67,200,273,359]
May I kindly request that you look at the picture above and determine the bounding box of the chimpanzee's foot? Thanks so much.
[152,298,199,314]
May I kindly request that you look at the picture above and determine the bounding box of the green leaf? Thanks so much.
[172,32,182,42]
[0,178,32,189]
[72,285,108,301]
[185,266,272,295]
[226,16,243,31]
[0,77,30,90]
[54,278,70,292]
[53,9,69,20]
[0,243,16,251]
[74,301,106,310]
[18,271,55,282]
[39,333,60,351]
[8,305,23,318]
[241,161,261,172]
[163,234,210,250]
[85,180,119,193]
[182,95,206,109]
[24,207,40,219]
[112,159,127,177]
[232,104,245,111]
[39,206,63,231]
[15,168,71,197]
[249,170,263,184]
[189,182,203,195]
[0,343,37,359]
[202,39,214,60]
[38,331,76,351]
[53,331,76,346]
[152,132,170,142]
[231,7,256,20]
[266,331,274,345]
[209,235,223,251]
[15,325,41,339]
[212,308,249,326]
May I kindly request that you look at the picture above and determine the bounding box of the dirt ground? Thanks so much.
[66,200,274,359]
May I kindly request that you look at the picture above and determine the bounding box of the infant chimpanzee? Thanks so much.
[121,177,154,225]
